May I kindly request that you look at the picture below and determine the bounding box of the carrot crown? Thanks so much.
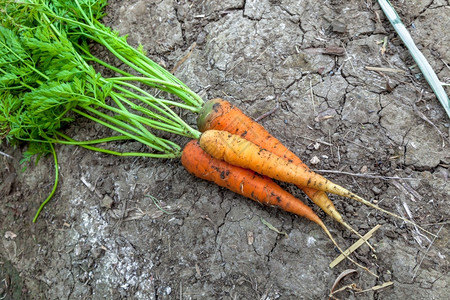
[197,98,233,132]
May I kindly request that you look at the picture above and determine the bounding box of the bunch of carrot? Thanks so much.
[182,99,383,273]
[186,99,363,235]
[188,98,427,230]
[182,98,436,275]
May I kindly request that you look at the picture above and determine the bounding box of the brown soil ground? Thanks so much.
[1,1,449,299]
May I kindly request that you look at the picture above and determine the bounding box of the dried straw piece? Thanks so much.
[330,225,381,268]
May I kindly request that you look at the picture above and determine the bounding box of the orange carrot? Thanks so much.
[197,98,364,241]
[182,140,325,225]
[198,129,433,236]
[199,129,360,197]
[182,140,377,276]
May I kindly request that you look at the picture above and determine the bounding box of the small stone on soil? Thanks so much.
[383,272,392,282]
[331,20,347,33]
[101,195,114,209]
[92,247,106,259]
[310,156,320,165]
[372,186,382,194]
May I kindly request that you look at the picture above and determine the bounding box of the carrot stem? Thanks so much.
[33,143,58,222]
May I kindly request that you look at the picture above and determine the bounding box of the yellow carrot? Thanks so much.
[199,129,434,236]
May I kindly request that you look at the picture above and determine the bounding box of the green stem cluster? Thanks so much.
[0,0,205,221]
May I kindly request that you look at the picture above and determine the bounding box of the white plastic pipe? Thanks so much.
[378,0,450,119]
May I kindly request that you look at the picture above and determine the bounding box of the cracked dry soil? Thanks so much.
[1,0,449,299]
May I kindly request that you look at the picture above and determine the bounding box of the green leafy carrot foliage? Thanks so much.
[0,0,203,220]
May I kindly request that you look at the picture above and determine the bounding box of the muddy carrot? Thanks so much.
[198,129,434,236]
[181,140,377,276]
[197,98,372,248]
